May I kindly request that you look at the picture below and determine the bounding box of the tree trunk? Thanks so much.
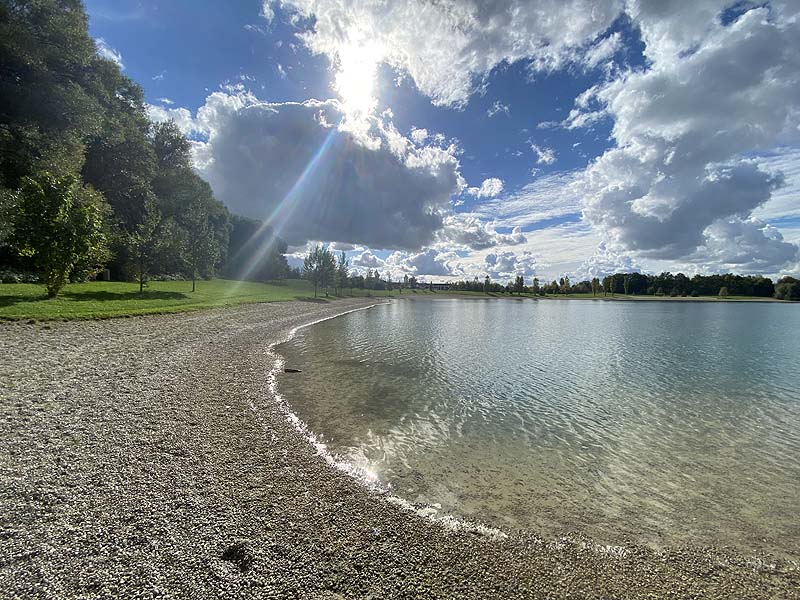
[192,266,196,293]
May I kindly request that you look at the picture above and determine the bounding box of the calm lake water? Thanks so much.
[276,298,800,558]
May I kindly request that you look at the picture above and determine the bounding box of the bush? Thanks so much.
[690,290,699,297]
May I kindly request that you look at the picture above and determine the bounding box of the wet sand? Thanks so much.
[1,299,797,598]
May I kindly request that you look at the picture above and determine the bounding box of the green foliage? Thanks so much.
[335,251,349,294]
[774,277,800,301]
[303,244,335,297]
[718,286,729,298]
[513,275,524,295]
[11,172,109,297]
[0,0,103,189]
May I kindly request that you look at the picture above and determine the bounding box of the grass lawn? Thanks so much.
[0,279,426,321]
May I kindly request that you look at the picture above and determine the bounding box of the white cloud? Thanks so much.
[753,147,800,221]
[260,1,275,23]
[189,91,463,249]
[530,143,556,165]
[402,248,462,277]
[484,250,537,280]
[279,0,624,106]
[157,97,174,105]
[487,101,510,118]
[583,31,621,71]
[351,249,384,269]
[472,171,580,228]
[467,177,504,198]
[146,104,202,137]
[410,127,429,145]
[572,4,800,273]
[575,242,640,280]
[95,38,124,69]
[436,214,526,250]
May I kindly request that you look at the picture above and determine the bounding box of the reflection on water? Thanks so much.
[276,298,800,558]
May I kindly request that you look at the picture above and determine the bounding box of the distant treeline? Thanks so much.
[0,0,289,295]
[450,273,800,300]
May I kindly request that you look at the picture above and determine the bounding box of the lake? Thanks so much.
[275,298,800,559]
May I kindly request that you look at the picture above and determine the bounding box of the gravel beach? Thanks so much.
[1,299,798,599]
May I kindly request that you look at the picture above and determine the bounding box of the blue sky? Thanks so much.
[86,1,800,282]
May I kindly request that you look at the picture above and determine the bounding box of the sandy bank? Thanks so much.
[1,299,797,598]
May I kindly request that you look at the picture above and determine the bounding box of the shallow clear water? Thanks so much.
[276,298,800,558]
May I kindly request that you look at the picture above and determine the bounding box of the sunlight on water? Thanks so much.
[276,298,800,559]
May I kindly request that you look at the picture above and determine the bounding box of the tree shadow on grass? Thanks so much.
[61,290,189,302]
[0,294,46,308]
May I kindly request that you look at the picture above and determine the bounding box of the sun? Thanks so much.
[334,43,381,120]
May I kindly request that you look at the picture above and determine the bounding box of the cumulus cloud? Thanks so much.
[278,0,624,106]
[260,0,275,23]
[95,38,124,69]
[436,214,526,250]
[146,104,202,137]
[410,127,429,145]
[572,3,800,273]
[575,243,640,280]
[530,143,556,165]
[467,177,504,198]
[402,248,463,277]
[351,249,384,268]
[188,91,462,249]
[484,250,537,280]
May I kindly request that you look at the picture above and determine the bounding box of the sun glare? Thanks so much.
[334,43,381,120]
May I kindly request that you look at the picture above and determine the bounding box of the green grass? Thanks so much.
[0,279,467,320]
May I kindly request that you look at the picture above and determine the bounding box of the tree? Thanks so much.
[532,277,540,295]
[11,172,109,297]
[514,274,524,295]
[335,251,349,295]
[718,286,729,298]
[303,244,334,297]
[127,196,165,294]
[774,277,800,300]
[484,275,491,293]
[182,193,220,292]
[623,275,630,295]
[591,277,599,297]
[563,275,570,295]
[0,0,104,191]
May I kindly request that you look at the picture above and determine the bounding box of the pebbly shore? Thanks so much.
[1,299,798,599]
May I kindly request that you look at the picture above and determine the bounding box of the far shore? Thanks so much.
[2,299,798,598]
